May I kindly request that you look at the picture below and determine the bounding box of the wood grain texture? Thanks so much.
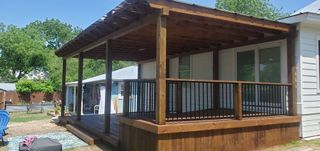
[156,10,168,125]
[119,120,299,151]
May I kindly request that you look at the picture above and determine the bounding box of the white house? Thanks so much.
[66,66,138,115]
[280,0,320,139]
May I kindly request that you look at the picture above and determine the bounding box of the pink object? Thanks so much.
[22,135,38,148]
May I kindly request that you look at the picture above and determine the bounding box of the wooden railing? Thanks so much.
[123,79,291,123]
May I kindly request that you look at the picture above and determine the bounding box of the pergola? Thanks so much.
[56,0,296,133]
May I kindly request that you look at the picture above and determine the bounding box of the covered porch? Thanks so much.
[56,0,299,150]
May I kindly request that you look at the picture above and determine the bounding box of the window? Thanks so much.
[179,56,191,79]
[120,83,124,96]
[237,50,255,81]
[259,47,281,83]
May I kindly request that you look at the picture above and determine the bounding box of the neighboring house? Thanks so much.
[56,0,301,150]
[280,0,320,139]
[65,66,138,115]
[0,83,16,108]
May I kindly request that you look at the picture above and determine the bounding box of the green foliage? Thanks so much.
[0,19,137,90]
[215,0,287,20]
[16,79,35,93]
[0,26,48,82]
[25,19,82,50]
[16,79,54,94]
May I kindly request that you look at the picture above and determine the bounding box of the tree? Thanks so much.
[215,0,287,20]
[0,26,48,82]
[26,19,82,50]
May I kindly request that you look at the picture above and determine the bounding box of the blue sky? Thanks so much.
[0,0,316,29]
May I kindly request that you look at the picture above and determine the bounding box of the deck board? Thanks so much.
[64,114,120,146]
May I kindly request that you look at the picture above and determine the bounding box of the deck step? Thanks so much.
[66,124,99,145]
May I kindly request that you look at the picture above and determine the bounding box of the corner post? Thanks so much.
[287,26,297,116]
[156,9,169,125]
[77,52,84,121]
[61,59,67,117]
[104,40,112,133]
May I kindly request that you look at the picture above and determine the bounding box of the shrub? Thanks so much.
[16,79,55,103]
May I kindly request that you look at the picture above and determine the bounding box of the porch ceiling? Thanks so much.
[55,0,294,61]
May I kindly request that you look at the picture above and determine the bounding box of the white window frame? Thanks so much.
[235,40,286,112]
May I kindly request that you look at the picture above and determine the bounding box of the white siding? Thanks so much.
[219,49,236,80]
[298,23,320,138]
[141,61,156,79]
[169,57,179,78]
[191,52,213,80]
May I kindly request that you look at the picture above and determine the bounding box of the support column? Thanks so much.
[156,9,169,125]
[212,48,220,109]
[77,52,83,121]
[287,27,297,116]
[61,59,67,117]
[104,40,112,133]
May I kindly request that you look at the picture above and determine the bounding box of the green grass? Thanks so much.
[9,111,52,123]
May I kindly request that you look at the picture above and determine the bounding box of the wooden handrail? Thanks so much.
[166,78,292,86]
[124,79,156,82]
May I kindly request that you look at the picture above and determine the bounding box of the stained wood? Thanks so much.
[155,9,168,125]
[287,27,297,116]
[147,0,291,32]
[212,49,220,109]
[60,59,67,117]
[123,81,130,116]
[234,83,243,120]
[105,40,112,133]
[166,78,292,86]
[119,117,300,151]
[66,124,98,145]
[119,115,300,134]
[63,12,158,58]
[77,52,83,121]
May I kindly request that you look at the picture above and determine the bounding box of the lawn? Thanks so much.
[9,111,52,123]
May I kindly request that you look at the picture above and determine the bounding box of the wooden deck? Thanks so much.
[62,114,120,147]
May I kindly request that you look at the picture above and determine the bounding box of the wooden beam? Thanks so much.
[61,59,67,117]
[218,34,289,50]
[147,0,291,32]
[104,40,113,133]
[287,27,297,116]
[62,12,159,58]
[155,9,168,125]
[77,52,84,121]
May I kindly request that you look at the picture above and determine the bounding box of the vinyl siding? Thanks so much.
[298,23,320,138]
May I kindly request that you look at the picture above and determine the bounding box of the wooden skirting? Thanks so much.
[119,116,300,151]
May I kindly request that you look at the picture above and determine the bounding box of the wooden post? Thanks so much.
[61,59,67,117]
[104,40,112,133]
[138,64,142,79]
[212,49,220,109]
[234,82,243,120]
[287,27,297,116]
[77,52,84,121]
[156,9,169,125]
[123,81,130,116]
